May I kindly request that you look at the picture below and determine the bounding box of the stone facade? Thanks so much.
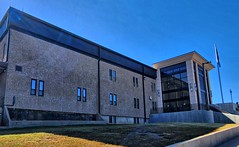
[0,29,157,125]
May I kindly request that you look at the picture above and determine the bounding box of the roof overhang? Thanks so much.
[153,51,215,71]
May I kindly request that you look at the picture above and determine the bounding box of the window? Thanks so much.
[77,87,81,101]
[160,62,190,112]
[151,82,156,92]
[134,98,139,109]
[134,117,139,124]
[113,94,117,106]
[30,79,37,95]
[15,65,22,72]
[109,69,116,81]
[109,116,116,124]
[83,88,87,102]
[133,77,139,87]
[110,93,117,106]
[137,99,139,109]
[152,101,157,111]
[38,80,44,96]
[136,78,138,87]
[109,116,112,123]
[109,93,113,105]
[134,98,136,108]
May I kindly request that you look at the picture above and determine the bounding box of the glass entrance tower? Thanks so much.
[153,51,214,113]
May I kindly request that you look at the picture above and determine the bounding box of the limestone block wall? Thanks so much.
[100,61,145,118]
[4,29,98,114]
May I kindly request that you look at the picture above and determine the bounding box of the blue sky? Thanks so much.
[0,0,239,104]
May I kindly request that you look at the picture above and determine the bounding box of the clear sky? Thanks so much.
[0,0,239,104]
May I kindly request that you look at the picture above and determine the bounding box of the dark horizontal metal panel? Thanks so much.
[4,7,157,79]
[8,8,99,57]
[143,66,157,78]
[101,48,143,73]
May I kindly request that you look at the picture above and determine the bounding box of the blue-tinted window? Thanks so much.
[109,69,116,81]
[113,94,117,106]
[83,88,87,102]
[30,79,37,95]
[38,80,44,96]
[77,87,81,101]
[160,62,190,112]
[109,93,113,105]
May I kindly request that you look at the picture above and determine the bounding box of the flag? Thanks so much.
[214,44,221,67]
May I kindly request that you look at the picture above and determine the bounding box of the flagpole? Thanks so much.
[217,63,224,103]
[215,44,224,103]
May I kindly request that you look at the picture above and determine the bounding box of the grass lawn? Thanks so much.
[0,123,237,147]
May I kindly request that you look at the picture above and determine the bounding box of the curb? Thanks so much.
[167,125,239,147]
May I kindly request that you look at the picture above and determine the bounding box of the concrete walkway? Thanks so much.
[217,135,239,147]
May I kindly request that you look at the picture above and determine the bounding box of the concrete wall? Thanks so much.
[168,125,239,147]
[5,29,98,114]
[213,111,239,124]
[149,110,214,123]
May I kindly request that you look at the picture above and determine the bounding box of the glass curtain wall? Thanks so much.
[198,65,207,109]
[161,62,190,112]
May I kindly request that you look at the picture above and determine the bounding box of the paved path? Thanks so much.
[217,135,239,147]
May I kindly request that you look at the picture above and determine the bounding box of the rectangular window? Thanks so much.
[109,69,116,81]
[151,83,156,92]
[136,78,138,87]
[77,87,81,101]
[113,116,116,124]
[113,94,117,106]
[112,70,116,81]
[109,116,112,123]
[137,118,139,124]
[134,98,136,108]
[109,69,112,81]
[109,93,113,105]
[30,79,37,95]
[137,99,139,109]
[38,80,44,96]
[133,77,135,87]
[83,88,87,102]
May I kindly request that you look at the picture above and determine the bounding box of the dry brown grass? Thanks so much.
[0,123,237,147]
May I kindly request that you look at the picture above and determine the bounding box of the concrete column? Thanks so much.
[156,69,163,113]
[186,60,198,110]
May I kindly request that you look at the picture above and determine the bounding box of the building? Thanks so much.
[0,8,214,127]
[153,52,214,113]
[0,7,158,126]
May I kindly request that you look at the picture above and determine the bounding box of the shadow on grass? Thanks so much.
[0,123,226,147]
